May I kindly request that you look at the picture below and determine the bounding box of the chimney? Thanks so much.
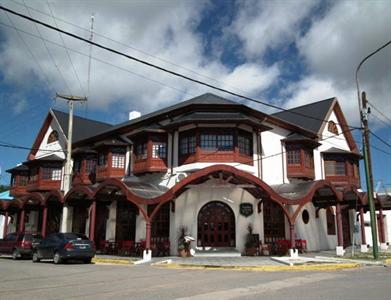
[129,111,141,120]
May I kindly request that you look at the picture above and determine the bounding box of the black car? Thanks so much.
[32,233,95,264]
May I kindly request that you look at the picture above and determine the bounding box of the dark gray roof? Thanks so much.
[51,109,112,143]
[165,111,263,127]
[97,93,240,135]
[272,98,335,134]
[322,147,361,157]
[6,164,29,173]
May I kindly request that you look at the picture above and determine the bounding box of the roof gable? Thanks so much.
[51,109,112,143]
[272,98,335,134]
[28,109,112,160]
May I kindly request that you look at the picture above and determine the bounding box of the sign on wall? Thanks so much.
[239,203,253,217]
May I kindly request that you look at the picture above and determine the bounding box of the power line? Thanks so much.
[371,112,390,129]
[0,5,361,131]
[369,130,391,150]
[45,0,86,96]
[9,0,254,97]
[19,2,72,95]
[368,100,391,124]
[0,20,193,100]
[2,11,53,93]
[0,141,67,154]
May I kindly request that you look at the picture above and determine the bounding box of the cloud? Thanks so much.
[0,0,282,119]
[283,0,391,128]
[230,0,319,59]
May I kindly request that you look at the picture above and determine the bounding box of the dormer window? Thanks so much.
[152,142,167,159]
[328,121,338,134]
[112,151,125,168]
[200,130,234,152]
[135,142,147,160]
[98,153,107,167]
[47,130,59,144]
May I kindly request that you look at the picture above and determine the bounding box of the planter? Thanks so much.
[245,247,258,256]
[178,248,190,257]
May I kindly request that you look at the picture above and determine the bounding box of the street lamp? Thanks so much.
[355,40,391,260]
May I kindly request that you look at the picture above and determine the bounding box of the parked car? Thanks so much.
[32,233,95,264]
[0,232,43,259]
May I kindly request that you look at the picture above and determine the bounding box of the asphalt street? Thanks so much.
[0,257,390,300]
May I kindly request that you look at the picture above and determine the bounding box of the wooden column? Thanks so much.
[89,201,97,241]
[145,221,151,252]
[19,209,25,233]
[3,212,9,238]
[289,223,296,249]
[378,209,385,244]
[336,203,343,247]
[41,206,48,237]
[359,207,366,245]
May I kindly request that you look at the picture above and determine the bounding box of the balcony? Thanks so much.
[286,147,315,180]
[133,158,167,174]
[95,151,126,181]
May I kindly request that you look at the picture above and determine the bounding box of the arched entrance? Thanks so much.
[197,201,235,248]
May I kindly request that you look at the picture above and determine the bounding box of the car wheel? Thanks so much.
[12,249,19,260]
[32,252,40,263]
[83,258,92,264]
[53,252,62,264]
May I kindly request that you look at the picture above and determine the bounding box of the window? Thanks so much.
[302,210,310,224]
[29,168,38,183]
[85,159,96,173]
[287,148,301,164]
[304,149,314,168]
[135,142,147,160]
[179,135,196,156]
[112,153,125,168]
[47,130,59,144]
[73,159,81,173]
[326,208,336,235]
[42,167,62,180]
[328,121,338,134]
[98,153,107,166]
[19,175,28,186]
[325,160,346,176]
[200,132,233,151]
[152,142,167,159]
[238,132,252,156]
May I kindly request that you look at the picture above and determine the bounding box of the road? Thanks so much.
[0,257,390,299]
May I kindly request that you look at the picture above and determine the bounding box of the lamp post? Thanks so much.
[355,40,391,260]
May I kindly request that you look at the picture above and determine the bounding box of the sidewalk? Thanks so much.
[92,252,369,271]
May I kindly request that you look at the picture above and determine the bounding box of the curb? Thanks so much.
[92,257,134,265]
[153,262,361,272]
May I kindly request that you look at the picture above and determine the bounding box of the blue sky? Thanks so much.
[0,0,390,191]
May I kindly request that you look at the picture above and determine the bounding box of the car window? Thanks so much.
[6,233,16,241]
[24,234,43,241]
[63,233,89,241]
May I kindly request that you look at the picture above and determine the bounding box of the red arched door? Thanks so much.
[197,201,235,248]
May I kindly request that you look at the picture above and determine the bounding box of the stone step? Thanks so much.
[193,247,242,257]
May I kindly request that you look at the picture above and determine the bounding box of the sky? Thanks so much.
[0,0,390,190]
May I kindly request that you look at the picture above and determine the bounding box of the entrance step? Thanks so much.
[193,247,241,257]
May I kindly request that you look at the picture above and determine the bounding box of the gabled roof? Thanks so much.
[51,110,112,143]
[99,93,240,134]
[28,109,112,160]
[272,98,335,134]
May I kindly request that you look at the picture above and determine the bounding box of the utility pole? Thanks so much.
[355,40,390,259]
[361,91,379,259]
[57,93,87,232]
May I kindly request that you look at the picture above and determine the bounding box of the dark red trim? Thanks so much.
[41,206,48,237]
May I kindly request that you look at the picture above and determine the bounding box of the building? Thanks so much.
[1,93,389,257]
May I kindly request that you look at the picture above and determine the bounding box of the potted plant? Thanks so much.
[244,223,258,256]
[177,226,191,257]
